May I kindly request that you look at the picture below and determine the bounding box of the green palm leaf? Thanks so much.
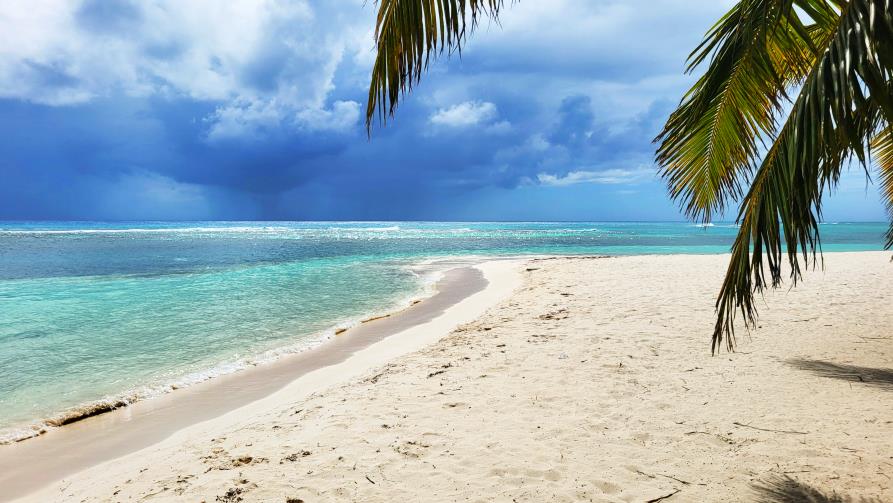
[874,127,893,246]
[712,0,893,352]
[366,0,505,132]
[654,0,838,222]
[362,0,893,353]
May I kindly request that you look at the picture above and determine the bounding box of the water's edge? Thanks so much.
[0,263,494,502]
[0,259,454,445]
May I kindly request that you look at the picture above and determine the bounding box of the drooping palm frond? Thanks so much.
[874,127,893,246]
[366,0,506,132]
[712,0,893,352]
[655,0,839,222]
[362,0,893,353]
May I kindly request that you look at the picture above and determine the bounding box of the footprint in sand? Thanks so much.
[593,480,621,495]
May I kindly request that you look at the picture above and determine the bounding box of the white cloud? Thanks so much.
[537,167,655,186]
[430,101,498,127]
[294,100,361,132]
[205,97,285,141]
[419,0,735,126]
[0,0,371,136]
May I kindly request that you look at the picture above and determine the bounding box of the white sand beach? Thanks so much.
[7,253,893,502]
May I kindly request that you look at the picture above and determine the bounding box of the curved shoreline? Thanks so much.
[4,253,892,501]
[0,260,450,446]
[0,259,522,502]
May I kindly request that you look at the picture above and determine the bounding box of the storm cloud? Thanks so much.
[0,0,884,221]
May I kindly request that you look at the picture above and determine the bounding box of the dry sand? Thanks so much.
[11,253,893,502]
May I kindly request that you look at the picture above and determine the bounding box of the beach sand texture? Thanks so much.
[17,253,893,502]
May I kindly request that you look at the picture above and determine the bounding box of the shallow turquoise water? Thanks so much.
[0,221,887,440]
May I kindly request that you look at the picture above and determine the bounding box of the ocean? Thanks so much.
[0,220,887,442]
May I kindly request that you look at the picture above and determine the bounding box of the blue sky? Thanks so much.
[0,0,886,221]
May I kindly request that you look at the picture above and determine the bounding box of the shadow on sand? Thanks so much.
[752,475,881,503]
[786,359,893,390]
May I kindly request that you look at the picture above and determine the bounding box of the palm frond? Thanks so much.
[366,0,506,132]
[712,0,893,352]
[654,0,838,222]
[874,126,893,247]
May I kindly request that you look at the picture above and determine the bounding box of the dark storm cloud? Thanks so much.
[0,0,884,220]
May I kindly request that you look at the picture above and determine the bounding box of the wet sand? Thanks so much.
[8,254,893,502]
[0,261,516,501]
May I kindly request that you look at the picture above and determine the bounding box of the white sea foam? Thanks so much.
[0,257,453,446]
[0,226,293,235]
[0,424,46,445]
[0,225,605,240]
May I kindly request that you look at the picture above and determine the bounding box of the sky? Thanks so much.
[0,0,886,221]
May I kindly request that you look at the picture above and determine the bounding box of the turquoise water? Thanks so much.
[0,221,887,441]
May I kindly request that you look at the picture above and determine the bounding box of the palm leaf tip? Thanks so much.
[654,0,826,223]
[874,127,893,248]
[710,0,893,352]
[365,0,507,134]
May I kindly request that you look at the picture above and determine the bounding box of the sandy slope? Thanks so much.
[20,253,893,502]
